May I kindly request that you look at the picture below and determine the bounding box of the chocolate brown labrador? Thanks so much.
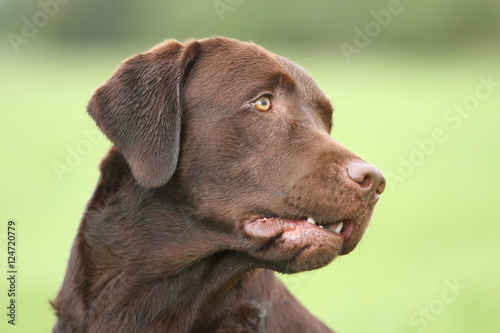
[53,37,385,333]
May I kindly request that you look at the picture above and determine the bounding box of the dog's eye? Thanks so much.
[252,96,272,112]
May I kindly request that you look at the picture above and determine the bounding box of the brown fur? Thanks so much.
[53,37,385,332]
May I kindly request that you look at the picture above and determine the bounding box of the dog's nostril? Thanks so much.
[347,160,386,200]
[358,175,372,189]
[376,180,386,195]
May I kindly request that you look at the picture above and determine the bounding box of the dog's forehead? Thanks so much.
[276,55,327,98]
[192,38,328,102]
[196,39,283,80]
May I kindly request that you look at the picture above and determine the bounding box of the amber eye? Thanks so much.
[252,96,272,112]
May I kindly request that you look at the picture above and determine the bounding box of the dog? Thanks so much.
[53,37,385,333]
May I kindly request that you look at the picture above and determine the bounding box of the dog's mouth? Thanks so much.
[242,212,371,273]
[305,217,354,240]
[244,216,355,245]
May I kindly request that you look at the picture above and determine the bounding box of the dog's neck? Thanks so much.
[73,223,267,332]
[56,161,267,331]
[94,249,261,331]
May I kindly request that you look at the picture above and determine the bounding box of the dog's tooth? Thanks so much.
[334,221,344,234]
[307,217,316,225]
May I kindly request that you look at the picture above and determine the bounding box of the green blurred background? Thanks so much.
[1,0,499,332]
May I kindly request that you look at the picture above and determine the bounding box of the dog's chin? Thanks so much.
[242,212,373,273]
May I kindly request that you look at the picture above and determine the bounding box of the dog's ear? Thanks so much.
[87,40,201,188]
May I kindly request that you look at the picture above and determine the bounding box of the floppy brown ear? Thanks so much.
[87,40,201,188]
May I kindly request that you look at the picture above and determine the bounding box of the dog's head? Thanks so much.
[88,37,385,274]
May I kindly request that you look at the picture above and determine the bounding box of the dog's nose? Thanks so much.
[347,160,386,204]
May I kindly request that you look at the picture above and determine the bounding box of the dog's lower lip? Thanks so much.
[322,220,354,239]
[304,217,356,240]
[248,216,353,240]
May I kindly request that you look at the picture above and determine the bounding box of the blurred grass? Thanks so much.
[1,41,499,332]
